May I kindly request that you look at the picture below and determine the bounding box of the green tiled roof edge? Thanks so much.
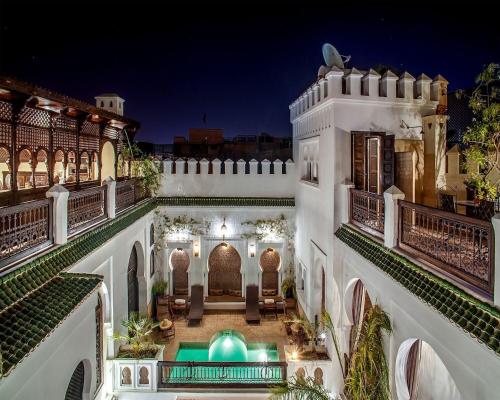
[0,199,156,312]
[156,196,295,207]
[335,224,500,356]
[0,273,102,377]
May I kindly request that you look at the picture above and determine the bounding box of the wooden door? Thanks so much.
[64,361,85,400]
[367,137,380,194]
[352,133,366,190]
[382,135,395,191]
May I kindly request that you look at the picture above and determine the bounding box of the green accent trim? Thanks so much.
[0,200,156,312]
[0,273,102,377]
[335,224,500,356]
[0,200,157,377]
[156,197,295,207]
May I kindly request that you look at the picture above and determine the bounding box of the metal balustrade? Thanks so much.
[398,200,494,296]
[157,361,287,388]
[349,188,385,237]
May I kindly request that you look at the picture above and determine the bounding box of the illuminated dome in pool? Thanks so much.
[208,330,248,362]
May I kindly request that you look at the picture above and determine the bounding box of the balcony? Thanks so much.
[0,177,146,272]
[347,187,495,300]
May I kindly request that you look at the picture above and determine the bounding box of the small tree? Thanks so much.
[114,312,159,358]
[459,63,500,200]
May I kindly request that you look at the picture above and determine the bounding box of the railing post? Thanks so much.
[46,184,69,245]
[103,177,116,219]
[492,214,500,307]
[383,186,405,248]
[340,180,355,225]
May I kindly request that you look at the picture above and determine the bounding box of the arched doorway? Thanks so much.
[127,242,146,315]
[260,248,280,296]
[0,146,11,191]
[208,243,242,297]
[17,148,33,189]
[396,339,462,400]
[64,360,91,400]
[34,149,49,187]
[345,279,372,357]
[127,245,139,314]
[170,248,189,295]
[53,149,65,184]
[101,141,115,182]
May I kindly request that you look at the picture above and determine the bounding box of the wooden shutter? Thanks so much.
[351,133,366,190]
[382,135,395,191]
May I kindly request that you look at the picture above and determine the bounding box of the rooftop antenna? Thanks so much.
[322,43,351,69]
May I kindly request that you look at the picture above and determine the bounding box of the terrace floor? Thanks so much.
[160,310,290,361]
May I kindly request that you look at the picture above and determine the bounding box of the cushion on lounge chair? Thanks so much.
[209,289,223,296]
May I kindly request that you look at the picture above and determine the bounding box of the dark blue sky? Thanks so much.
[0,1,498,143]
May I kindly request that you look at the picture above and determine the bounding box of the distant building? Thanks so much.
[95,93,125,116]
[136,142,173,159]
[173,128,292,160]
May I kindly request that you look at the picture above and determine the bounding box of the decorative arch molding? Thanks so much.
[208,242,242,296]
[64,359,92,400]
[395,338,462,400]
[169,248,190,295]
[127,241,147,315]
[259,247,281,295]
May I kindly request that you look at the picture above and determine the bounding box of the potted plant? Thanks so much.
[151,279,168,321]
[114,312,160,359]
[281,275,297,311]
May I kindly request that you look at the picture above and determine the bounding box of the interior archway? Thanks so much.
[101,141,115,182]
[53,149,65,184]
[66,151,77,183]
[344,278,372,357]
[17,148,33,189]
[208,243,242,297]
[34,149,49,187]
[170,248,190,295]
[396,339,462,400]
[0,146,11,191]
[127,242,146,315]
[260,248,280,295]
[80,151,90,182]
[64,359,91,400]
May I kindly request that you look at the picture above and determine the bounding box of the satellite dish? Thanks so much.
[322,43,351,69]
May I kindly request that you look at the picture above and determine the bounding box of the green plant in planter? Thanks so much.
[270,376,330,400]
[151,279,168,321]
[281,276,297,299]
[121,141,161,196]
[114,312,159,359]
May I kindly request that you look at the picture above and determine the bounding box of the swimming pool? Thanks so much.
[176,330,279,362]
[162,330,283,385]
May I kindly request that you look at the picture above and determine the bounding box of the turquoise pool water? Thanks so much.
[176,330,279,362]
[164,330,282,385]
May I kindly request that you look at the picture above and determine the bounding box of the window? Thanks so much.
[109,101,113,107]
[119,102,122,109]
[300,137,319,185]
[150,224,154,246]
[100,101,104,107]
[150,250,155,277]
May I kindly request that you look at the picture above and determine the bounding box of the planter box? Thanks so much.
[112,345,164,392]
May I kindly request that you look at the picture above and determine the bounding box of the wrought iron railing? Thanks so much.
[116,179,137,212]
[157,361,287,388]
[398,200,494,296]
[0,199,52,265]
[350,189,385,237]
[68,186,107,235]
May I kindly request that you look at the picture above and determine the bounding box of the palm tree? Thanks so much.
[270,377,330,400]
[114,312,159,358]
[271,305,392,400]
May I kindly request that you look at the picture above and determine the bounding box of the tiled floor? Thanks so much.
[160,310,291,361]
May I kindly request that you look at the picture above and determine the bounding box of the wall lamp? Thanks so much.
[400,120,424,135]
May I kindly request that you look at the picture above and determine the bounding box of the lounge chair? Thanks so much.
[187,284,204,326]
[245,284,261,324]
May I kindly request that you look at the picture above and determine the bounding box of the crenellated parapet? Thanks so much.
[159,158,295,198]
[289,68,448,121]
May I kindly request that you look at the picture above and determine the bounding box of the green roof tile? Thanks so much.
[156,196,295,208]
[335,224,500,356]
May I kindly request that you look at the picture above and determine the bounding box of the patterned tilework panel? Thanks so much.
[0,273,102,376]
[156,197,295,207]
[335,225,500,356]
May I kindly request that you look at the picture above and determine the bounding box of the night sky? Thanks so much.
[0,1,498,143]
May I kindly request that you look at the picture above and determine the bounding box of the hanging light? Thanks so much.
[220,217,227,239]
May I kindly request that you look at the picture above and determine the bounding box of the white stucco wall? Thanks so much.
[158,159,295,198]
